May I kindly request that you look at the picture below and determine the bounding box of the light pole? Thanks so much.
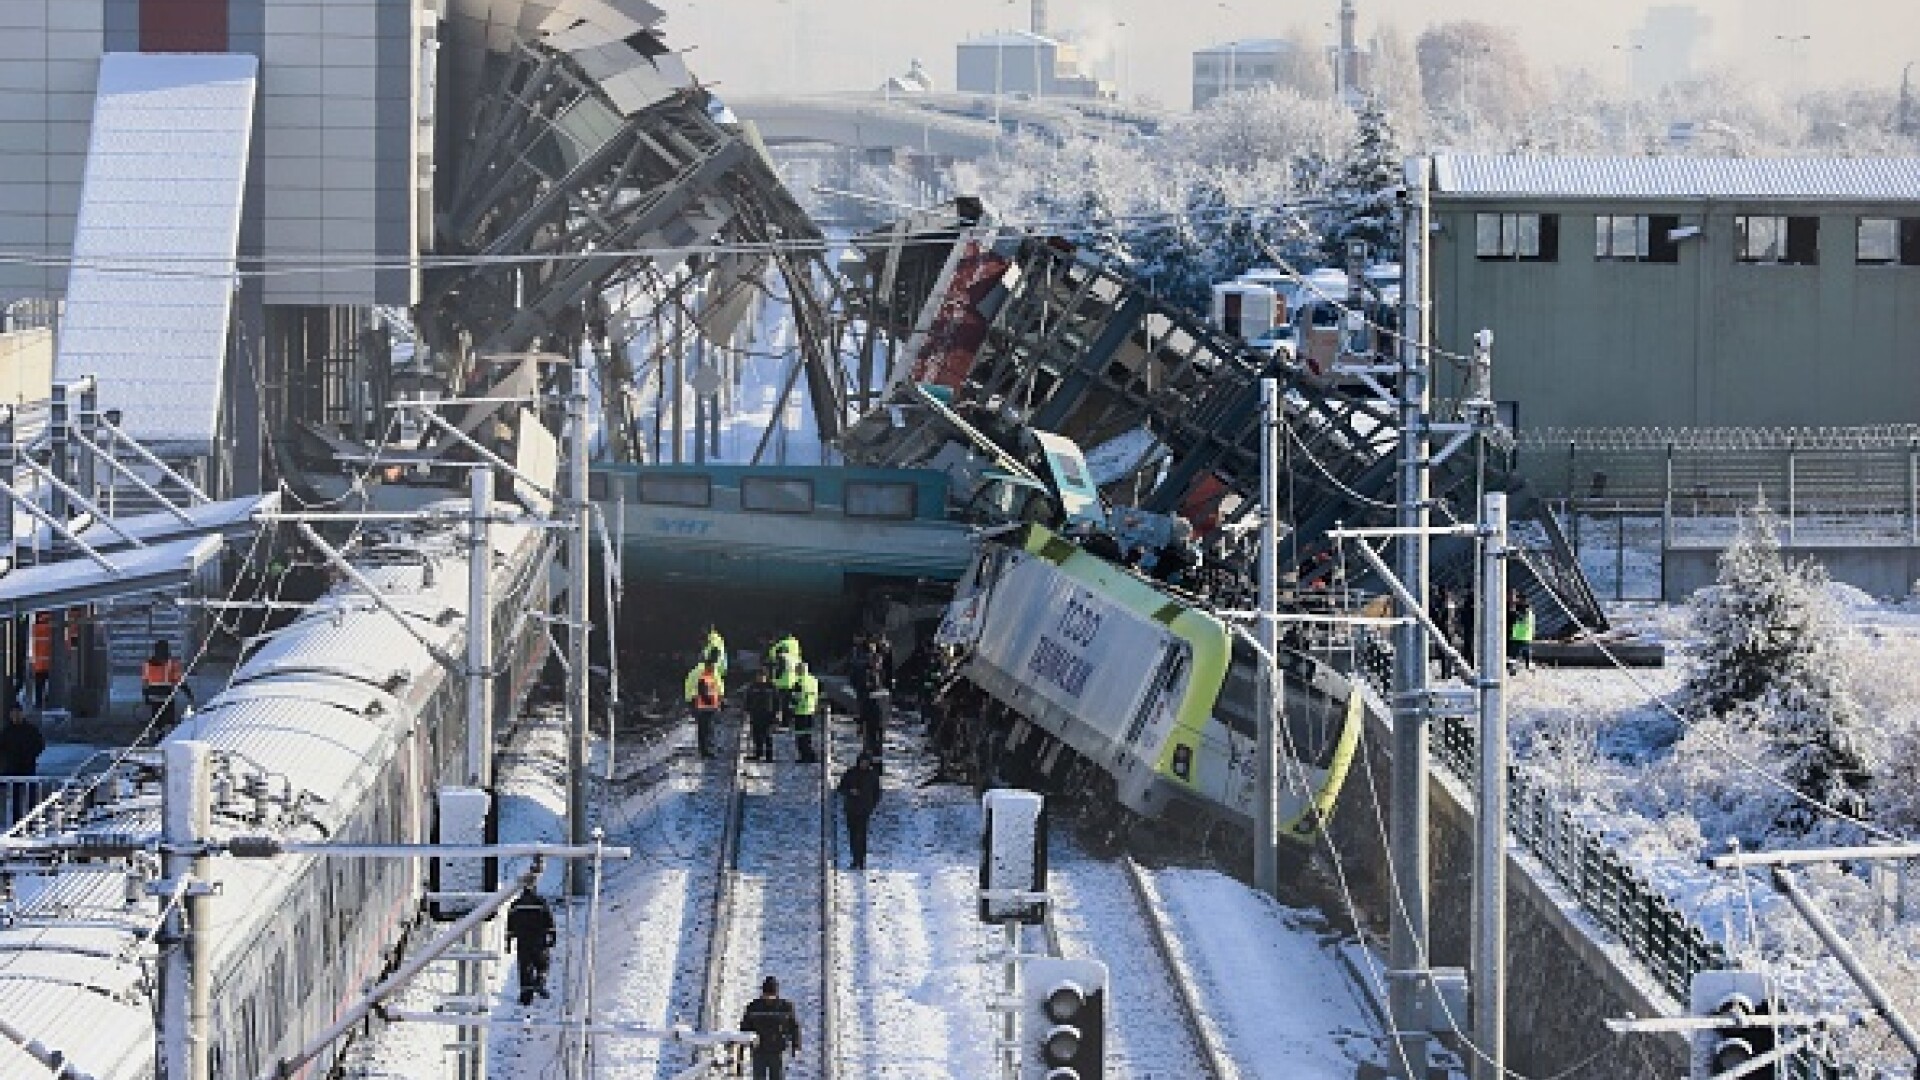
[1612,43,1643,95]
[1774,33,1812,90]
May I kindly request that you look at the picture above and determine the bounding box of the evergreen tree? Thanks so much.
[1682,504,1871,828]
[1321,98,1403,267]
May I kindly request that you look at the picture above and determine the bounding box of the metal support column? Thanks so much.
[1254,377,1282,897]
[159,740,212,1080]
[1388,155,1434,1080]
[1471,492,1508,1080]
[568,355,593,897]
[460,467,493,1080]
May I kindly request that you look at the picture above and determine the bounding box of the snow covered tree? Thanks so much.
[1320,98,1402,267]
[1682,504,1871,829]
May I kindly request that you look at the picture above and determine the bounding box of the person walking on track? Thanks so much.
[789,660,821,764]
[685,657,726,759]
[739,976,802,1080]
[741,667,781,762]
[505,885,557,1006]
[837,751,883,870]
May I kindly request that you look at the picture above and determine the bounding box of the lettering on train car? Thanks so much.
[653,518,713,536]
[1027,637,1095,697]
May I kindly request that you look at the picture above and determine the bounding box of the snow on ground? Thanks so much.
[1145,867,1384,1079]
[1503,579,1920,1072]
[350,695,1391,1078]
[828,719,998,1078]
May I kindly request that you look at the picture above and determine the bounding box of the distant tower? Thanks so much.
[1337,0,1358,100]
[1031,0,1048,37]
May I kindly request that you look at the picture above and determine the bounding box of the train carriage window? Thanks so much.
[588,472,610,499]
[844,480,917,520]
[741,477,815,514]
[637,474,711,507]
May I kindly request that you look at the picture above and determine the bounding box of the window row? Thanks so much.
[1473,213,1920,266]
[588,472,922,520]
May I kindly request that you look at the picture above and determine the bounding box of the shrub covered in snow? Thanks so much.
[1679,506,1871,832]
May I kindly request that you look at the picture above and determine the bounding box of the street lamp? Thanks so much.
[1611,43,1644,95]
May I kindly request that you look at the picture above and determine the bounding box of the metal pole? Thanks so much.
[1254,377,1282,897]
[568,355,593,897]
[461,466,493,1080]
[160,740,212,1080]
[1471,492,1508,1080]
[1908,438,1917,546]
[1388,155,1434,1079]
[1001,919,1021,1080]
[1785,437,1797,544]
[1772,867,1920,1062]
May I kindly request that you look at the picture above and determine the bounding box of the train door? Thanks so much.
[1210,642,1264,816]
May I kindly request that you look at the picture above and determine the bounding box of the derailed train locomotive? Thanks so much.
[937,523,1372,859]
[0,500,552,1079]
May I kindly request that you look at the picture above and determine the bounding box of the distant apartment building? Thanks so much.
[1192,39,1291,110]
[1628,5,1710,93]
[956,31,1111,100]
[1429,155,1920,430]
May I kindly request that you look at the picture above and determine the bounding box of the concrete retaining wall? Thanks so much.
[1323,711,1690,1078]
[1666,542,1920,601]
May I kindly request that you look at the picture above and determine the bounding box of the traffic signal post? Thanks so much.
[980,789,1109,1080]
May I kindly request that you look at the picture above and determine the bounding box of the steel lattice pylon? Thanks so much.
[422,37,845,448]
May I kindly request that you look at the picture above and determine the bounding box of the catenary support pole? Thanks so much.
[1471,492,1508,1080]
[160,740,212,1080]
[1254,376,1282,896]
[568,353,593,898]
[1388,154,1435,1079]
[461,466,493,1080]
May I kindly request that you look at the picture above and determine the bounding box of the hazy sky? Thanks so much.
[657,0,1916,107]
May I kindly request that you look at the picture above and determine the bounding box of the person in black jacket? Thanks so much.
[741,668,782,762]
[836,752,883,870]
[505,885,557,1006]
[740,976,802,1080]
[1,706,45,823]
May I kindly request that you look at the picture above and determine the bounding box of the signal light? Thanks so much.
[1024,958,1105,1080]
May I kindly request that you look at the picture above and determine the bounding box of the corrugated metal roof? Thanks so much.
[1432,154,1920,202]
[55,53,257,453]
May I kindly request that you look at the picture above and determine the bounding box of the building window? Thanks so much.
[844,481,917,520]
[1595,214,1681,263]
[637,474,711,508]
[1475,213,1558,261]
[741,477,814,514]
[1736,215,1819,265]
[1857,217,1920,265]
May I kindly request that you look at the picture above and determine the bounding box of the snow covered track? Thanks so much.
[1121,856,1242,1079]
[703,719,837,1079]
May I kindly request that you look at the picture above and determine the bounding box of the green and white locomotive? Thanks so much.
[937,523,1370,859]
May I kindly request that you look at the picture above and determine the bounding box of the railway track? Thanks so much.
[1120,856,1242,1079]
[693,718,840,1078]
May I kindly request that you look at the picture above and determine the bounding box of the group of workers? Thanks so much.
[10,608,190,728]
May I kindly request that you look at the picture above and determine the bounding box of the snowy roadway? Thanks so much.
[349,704,1388,1078]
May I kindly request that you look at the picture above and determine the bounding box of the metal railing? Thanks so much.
[0,777,60,834]
[1429,718,1846,1079]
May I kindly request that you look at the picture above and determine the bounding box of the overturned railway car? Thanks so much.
[0,499,552,1079]
[939,524,1369,858]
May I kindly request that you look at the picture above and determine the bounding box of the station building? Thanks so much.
[1429,155,1920,432]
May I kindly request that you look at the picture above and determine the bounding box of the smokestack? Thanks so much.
[1032,0,1048,37]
